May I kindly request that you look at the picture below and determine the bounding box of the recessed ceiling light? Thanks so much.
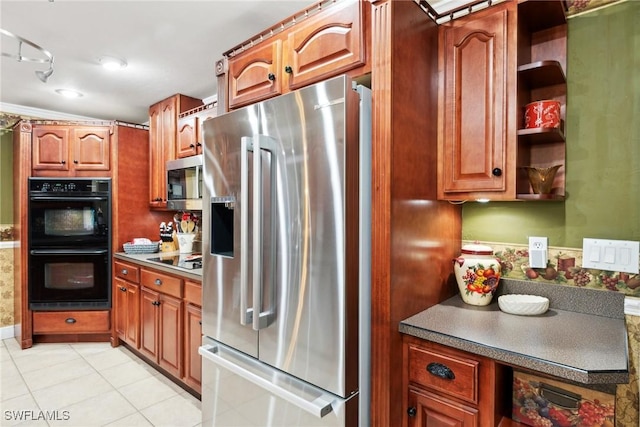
[99,55,127,70]
[55,89,83,98]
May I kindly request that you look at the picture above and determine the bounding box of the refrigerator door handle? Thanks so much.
[252,134,276,330]
[239,136,253,326]
[199,342,336,418]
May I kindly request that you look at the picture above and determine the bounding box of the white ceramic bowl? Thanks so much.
[498,294,549,316]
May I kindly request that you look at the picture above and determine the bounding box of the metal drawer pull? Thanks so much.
[65,318,77,324]
[121,269,128,275]
[426,362,455,380]
[154,278,162,286]
[119,286,127,292]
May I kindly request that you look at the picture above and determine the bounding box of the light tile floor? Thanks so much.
[0,338,201,427]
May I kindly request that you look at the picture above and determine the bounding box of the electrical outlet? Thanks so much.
[529,236,548,268]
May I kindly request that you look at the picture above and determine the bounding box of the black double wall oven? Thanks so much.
[28,178,111,310]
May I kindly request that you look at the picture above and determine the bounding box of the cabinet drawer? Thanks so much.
[184,280,202,306]
[33,311,110,334]
[141,269,183,299]
[408,343,479,404]
[114,260,140,283]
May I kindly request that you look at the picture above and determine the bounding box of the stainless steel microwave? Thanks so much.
[167,154,203,211]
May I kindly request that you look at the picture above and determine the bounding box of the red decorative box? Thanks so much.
[524,100,561,129]
[512,371,615,427]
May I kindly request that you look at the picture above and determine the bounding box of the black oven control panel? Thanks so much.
[29,178,111,195]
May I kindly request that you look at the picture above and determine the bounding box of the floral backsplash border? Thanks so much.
[566,0,622,16]
[465,241,640,298]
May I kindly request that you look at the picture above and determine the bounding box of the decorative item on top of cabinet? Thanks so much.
[149,94,203,209]
[225,0,369,110]
[436,0,567,201]
[177,102,217,159]
[32,124,111,177]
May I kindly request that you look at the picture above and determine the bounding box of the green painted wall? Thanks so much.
[462,1,640,248]
[0,131,13,224]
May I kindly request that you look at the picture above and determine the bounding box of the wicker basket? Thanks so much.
[123,242,160,254]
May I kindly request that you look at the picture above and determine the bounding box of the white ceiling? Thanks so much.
[0,0,313,124]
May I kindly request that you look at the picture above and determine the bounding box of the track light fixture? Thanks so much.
[0,28,55,83]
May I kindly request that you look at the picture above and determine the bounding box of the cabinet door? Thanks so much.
[148,97,176,208]
[228,39,283,109]
[176,116,199,158]
[183,303,202,392]
[32,126,70,172]
[284,0,365,91]
[125,283,140,348]
[114,278,128,340]
[71,126,110,172]
[114,279,140,348]
[407,388,478,427]
[439,4,512,197]
[140,287,160,361]
[158,294,182,378]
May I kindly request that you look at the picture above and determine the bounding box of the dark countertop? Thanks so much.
[400,280,629,385]
[114,251,202,282]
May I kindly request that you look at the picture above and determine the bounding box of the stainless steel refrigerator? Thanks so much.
[199,74,371,427]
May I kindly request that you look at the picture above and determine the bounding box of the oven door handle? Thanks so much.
[30,249,109,255]
[30,196,108,202]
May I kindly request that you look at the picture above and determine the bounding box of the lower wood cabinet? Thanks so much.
[112,259,202,395]
[403,335,507,427]
[33,310,110,334]
[407,388,478,427]
[140,286,183,379]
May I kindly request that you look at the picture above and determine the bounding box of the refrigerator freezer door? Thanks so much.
[200,337,358,427]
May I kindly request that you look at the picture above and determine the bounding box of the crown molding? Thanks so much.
[0,102,99,122]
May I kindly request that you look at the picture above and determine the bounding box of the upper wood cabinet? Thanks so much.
[226,0,369,109]
[177,103,217,159]
[437,0,567,201]
[32,125,111,176]
[149,94,203,208]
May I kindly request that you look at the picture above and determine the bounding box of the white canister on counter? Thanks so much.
[453,243,502,306]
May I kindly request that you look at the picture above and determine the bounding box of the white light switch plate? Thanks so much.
[582,238,640,274]
[529,236,548,268]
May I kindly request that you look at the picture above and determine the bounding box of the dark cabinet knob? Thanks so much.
[61,160,66,164]
[73,160,78,164]
[284,66,293,74]
[196,142,202,147]
[407,407,417,417]
[189,144,195,149]
[152,301,160,306]
[267,73,276,81]
[154,278,162,286]
[65,317,77,324]
[119,286,127,292]
[492,167,502,177]
[426,362,455,380]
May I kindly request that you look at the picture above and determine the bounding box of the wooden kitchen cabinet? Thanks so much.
[437,0,567,201]
[139,267,184,379]
[226,0,368,109]
[177,103,217,158]
[32,125,111,176]
[148,94,203,208]
[113,260,141,349]
[403,336,507,427]
[32,310,110,334]
[183,280,202,392]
